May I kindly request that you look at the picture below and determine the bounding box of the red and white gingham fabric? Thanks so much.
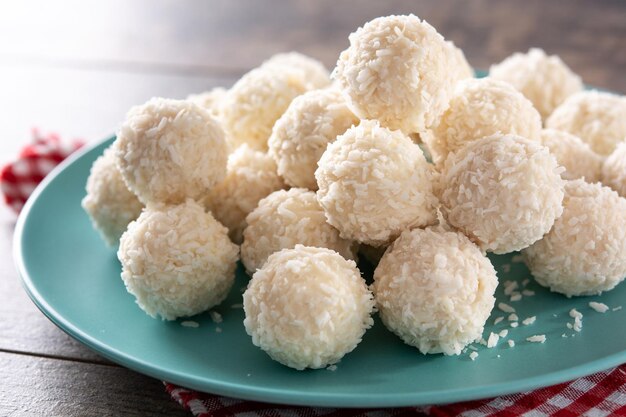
[166,364,626,417]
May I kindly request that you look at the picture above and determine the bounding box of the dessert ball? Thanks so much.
[373,227,497,355]
[118,199,239,320]
[602,142,626,197]
[268,88,358,190]
[315,120,438,247]
[204,144,285,244]
[186,87,227,119]
[243,245,375,370]
[333,14,467,134]
[82,146,143,246]
[426,77,542,165]
[241,188,355,274]
[262,52,331,89]
[221,61,330,152]
[439,134,564,254]
[546,90,626,156]
[489,48,583,119]
[540,129,602,182]
[522,180,626,297]
[115,98,228,205]
[447,40,473,80]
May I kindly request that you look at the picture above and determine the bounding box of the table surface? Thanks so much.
[1,1,625,415]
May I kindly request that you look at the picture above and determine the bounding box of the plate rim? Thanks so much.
[13,135,626,408]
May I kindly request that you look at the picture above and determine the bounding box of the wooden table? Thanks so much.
[0,1,624,415]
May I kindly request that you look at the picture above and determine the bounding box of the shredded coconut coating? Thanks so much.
[82,146,143,246]
[522,180,626,297]
[426,78,542,165]
[243,245,375,370]
[546,90,626,156]
[262,52,331,90]
[221,61,330,152]
[332,15,468,134]
[602,142,626,197]
[489,48,583,119]
[447,41,473,80]
[186,87,227,119]
[118,199,239,320]
[439,134,564,254]
[268,89,358,190]
[114,98,228,205]
[373,228,498,355]
[316,120,438,247]
[241,188,355,275]
[540,129,602,182]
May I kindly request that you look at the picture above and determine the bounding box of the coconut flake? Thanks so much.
[527,335,546,343]
[588,302,609,313]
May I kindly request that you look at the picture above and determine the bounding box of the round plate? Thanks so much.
[15,137,626,408]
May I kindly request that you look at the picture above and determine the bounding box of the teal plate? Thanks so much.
[14,137,626,408]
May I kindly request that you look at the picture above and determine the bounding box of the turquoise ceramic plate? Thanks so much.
[14,137,626,408]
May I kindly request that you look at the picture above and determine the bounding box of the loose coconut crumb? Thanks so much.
[327,365,338,372]
[479,338,488,346]
[522,290,535,296]
[499,329,509,338]
[508,314,519,322]
[510,322,519,328]
[494,317,504,325]
[613,306,623,312]
[469,351,479,361]
[487,332,500,348]
[522,316,536,326]
[510,293,522,302]
[499,303,516,313]
[508,340,515,348]
[589,302,609,313]
[502,264,512,273]
[512,255,524,263]
[181,321,199,328]
[569,309,583,332]
[527,335,546,343]
[503,281,519,296]
[210,311,223,323]
[468,345,478,351]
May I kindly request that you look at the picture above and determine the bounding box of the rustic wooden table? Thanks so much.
[0,1,624,415]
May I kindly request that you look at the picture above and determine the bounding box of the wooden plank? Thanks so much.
[0,351,190,417]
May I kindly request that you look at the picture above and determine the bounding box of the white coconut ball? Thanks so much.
[602,142,626,197]
[447,40,473,80]
[243,245,375,370]
[115,98,228,205]
[221,60,330,152]
[261,52,331,89]
[546,90,626,156]
[316,120,438,247]
[489,48,583,119]
[186,87,227,119]
[82,146,143,246]
[118,199,239,320]
[439,134,564,254]
[268,88,358,190]
[426,77,542,165]
[241,188,355,275]
[540,129,602,182]
[373,227,498,355]
[204,144,285,244]
[522,180,626,297]
[333,14,468,134]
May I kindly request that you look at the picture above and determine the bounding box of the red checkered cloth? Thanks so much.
[166,364,626,417]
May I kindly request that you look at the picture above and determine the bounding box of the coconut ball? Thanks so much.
[540,129,602,182]
[316,120,438,247]
[447,40,473,80]
[82,146,143,246]
[186,87,227,119]
[489,48,583,119]
[221,62,330,152]
[243,245,375,370]
[373,227,497,355]
[332,14,467,134]
[115,98,228,205]
[426,77,542,165]
[268,88,358,190]
[118,199,239,320]
[262,52,331,89]
[439,134,564,254]
[522,180,626,297]
[602,142,626,197]
[546,90,626,156]
[204,144,285,244]
[241,188,355,274]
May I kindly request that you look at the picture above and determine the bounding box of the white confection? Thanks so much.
[221,59,330,152]
[373,228,498,355]
[115,98,228,205]
[82,146,143,246]
[186,87,228,119]
[268,89,358,190]
[522,180,626,297]
[204,144,285,244]
[315,120,438,247]
[261,52,331,89]
[447,41,473,80]
[241,188,355,275]
[489,48,583,119]
[332,15,469,134]
[540,129,602,182]
[602,142,626,197]
[243,245,374,370]
[546,90,626,156]
[426,77,542,165]
[118,199,239,320]
[439,134,564,254]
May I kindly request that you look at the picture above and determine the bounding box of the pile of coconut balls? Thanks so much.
[82,15,626,370]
